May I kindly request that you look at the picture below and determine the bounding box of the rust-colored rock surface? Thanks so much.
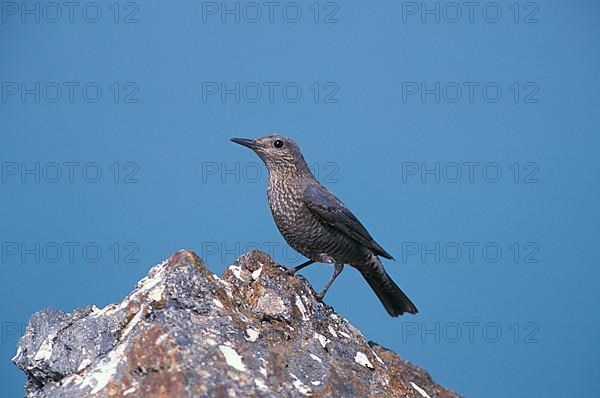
[13,250,461,398]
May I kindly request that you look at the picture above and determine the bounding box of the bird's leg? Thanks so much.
[286,260,315,275]
[316,263,344,300]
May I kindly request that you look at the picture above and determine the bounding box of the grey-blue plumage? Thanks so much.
[231,135,418,316]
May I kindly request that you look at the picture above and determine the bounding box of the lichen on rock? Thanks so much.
[13,250,461,398]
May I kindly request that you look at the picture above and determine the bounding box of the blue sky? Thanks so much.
[1,1,599,396]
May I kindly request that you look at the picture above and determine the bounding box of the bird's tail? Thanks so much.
[357,255,418,317]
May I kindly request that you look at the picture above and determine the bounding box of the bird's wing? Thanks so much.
[302,184,394,259]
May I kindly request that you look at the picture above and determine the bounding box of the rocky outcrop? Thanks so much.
[13,250,461,398]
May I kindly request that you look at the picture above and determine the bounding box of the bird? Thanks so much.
[231,134,418,316]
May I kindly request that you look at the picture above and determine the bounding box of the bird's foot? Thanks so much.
[313,263,343,302]
[315,288,330,301]
[285,260,315,276]
[285,267,299,276]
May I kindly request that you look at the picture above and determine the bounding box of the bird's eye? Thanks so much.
[273,140,284,148]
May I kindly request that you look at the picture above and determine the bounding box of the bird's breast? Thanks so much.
[267,176,356,262]
[267,180,304,228]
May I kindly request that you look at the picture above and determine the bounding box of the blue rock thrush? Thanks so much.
[231,134,418,316]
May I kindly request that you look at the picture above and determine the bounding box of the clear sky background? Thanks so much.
[1,1,599,396]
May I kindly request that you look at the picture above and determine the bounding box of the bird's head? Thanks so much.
[231,134,310,175]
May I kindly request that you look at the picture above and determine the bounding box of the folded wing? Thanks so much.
[302,184,394,260]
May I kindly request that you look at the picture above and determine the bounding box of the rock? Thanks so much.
[13,250,461,398]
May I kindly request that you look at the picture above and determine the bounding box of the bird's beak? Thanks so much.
[230,138,258,149]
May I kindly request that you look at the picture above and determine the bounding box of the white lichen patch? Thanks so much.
[410,382,432,398]
[309,354,322,363]
[228,264,244,281]
[259,358,268,377]
[212,298,224,309]
[372,350,385,365]
[254,378,269,392]
[327,325,338,338]
[343,318,362,337]
[11,346,22,362]
[295,296,308,320]
[79,342,128,394]
[120,258,169,306]
[148,283,165,302]
[251,267,263,280]
[33,332,58,362]
[290,373,313,396]
[218,345,246,372]
[245,327,260,342]
[314,332,330,349]
[120,304,147,340]
[136,259,168,291]
[354,352,374,369]
[77,358,92,372]
[254,291,285,316]
[89,304,116,318]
